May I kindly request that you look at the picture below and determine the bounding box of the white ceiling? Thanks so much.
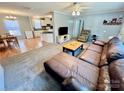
[0,2,124,16]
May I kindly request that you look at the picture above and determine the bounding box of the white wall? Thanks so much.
[118,18,124,42]
[0,65,4,90]
[77,12,124,41]
[19,16,32,38]
[0,15,8,34]
[53,11,74,43]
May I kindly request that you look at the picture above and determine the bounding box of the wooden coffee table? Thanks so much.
[63,41,83,56]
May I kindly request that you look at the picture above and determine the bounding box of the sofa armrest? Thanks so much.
[62,77,90,91]
[93,40,105,47]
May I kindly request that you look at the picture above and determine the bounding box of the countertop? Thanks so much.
[34,29,53,34]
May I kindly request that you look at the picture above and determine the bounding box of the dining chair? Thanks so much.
[0,39,6,50]
[6,36,19,48]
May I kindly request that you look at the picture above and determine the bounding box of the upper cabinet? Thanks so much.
[32,17,53,31]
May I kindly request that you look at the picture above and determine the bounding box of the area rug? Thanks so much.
[0,43,62,91]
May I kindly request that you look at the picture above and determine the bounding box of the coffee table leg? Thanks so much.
[72,51,75,56]
[81,45,83,50]
[63,47,65,52]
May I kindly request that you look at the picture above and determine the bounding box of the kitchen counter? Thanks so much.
[34,29,53,38]
[41,30,54,43]
[42,31,53,33]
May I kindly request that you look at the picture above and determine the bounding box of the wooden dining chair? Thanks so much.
[0,39,6,50]
[6,36,19,48]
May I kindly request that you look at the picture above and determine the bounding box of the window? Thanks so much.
[33,19,42,29]
[4,20,21,36]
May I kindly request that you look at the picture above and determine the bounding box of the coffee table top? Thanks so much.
[63,41,83,51]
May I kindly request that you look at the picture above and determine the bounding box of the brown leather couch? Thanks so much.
[44,37,124,91]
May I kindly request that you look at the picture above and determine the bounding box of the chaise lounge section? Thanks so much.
[44,52,99,90]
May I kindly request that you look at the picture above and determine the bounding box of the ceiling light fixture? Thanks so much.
[77,11,80,16]
[5,15,17,20]
[72,11,76,16]
[72,11,80,16]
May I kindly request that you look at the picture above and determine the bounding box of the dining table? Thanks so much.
[0,35,19,48]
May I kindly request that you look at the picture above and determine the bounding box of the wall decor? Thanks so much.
[103,17,123,25]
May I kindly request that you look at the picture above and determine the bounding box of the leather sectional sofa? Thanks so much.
[44,37,124,91]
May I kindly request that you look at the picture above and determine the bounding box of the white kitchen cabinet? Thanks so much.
[34,31,42,38]
[41,32,54,43]
[25,31,34,39]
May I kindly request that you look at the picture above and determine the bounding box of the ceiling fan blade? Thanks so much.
[61,3,75,11]
[61,2,91,12]
[80,10,88,12]
[79,7,91,10]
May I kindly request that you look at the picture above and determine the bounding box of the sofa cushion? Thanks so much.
[72,59,99,86]
[71,59,99,90]
[52,52,77,68]
[107,43,124,63]
[77,59,99,73]
[88,44,103,53]
[80,50,101,66]
[109,59,124,90]
[45,58,72,78]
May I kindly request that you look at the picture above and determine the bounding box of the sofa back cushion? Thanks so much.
[80,49,101,66]
[87,44,103,53]
[108,37,121,46]
[107,37,124,63]
[71,59,99,90]
[72,59,99,84]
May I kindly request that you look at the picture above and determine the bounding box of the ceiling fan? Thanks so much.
[63,2,90,16]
